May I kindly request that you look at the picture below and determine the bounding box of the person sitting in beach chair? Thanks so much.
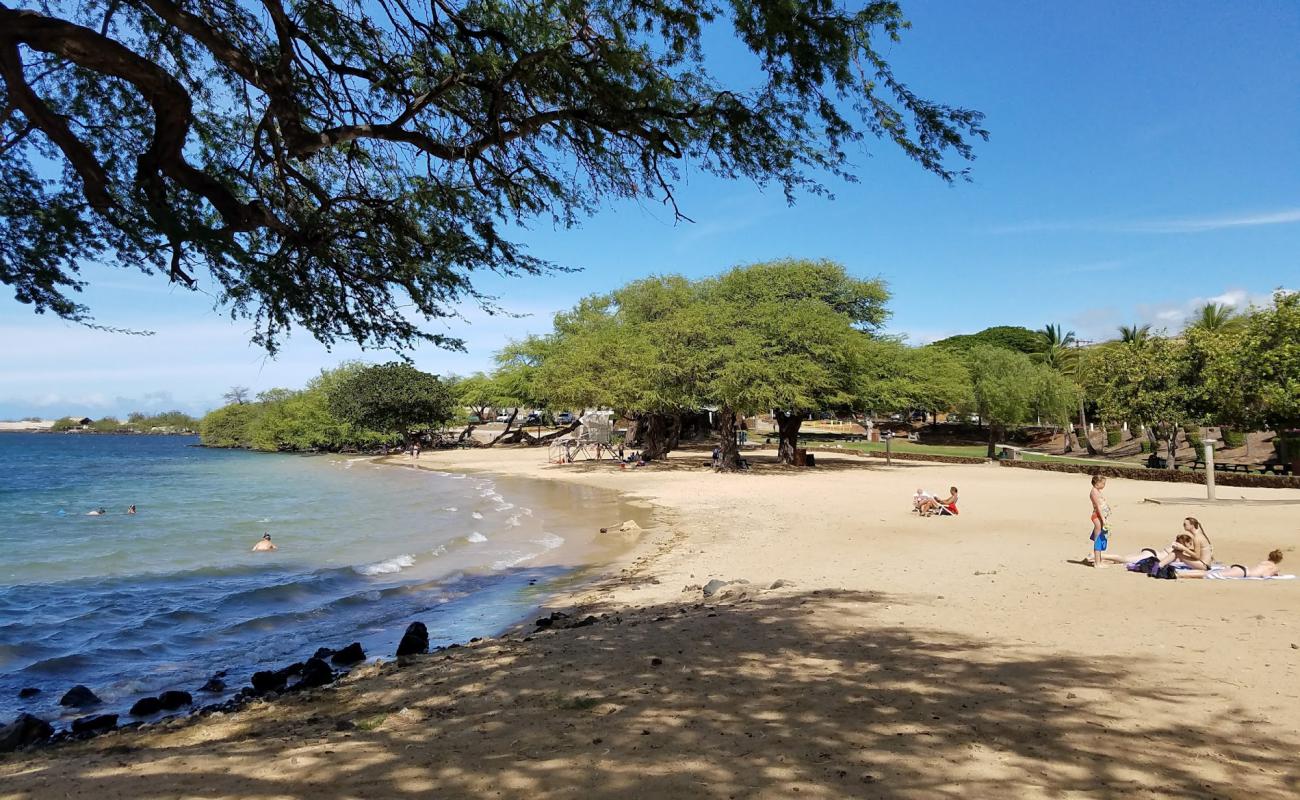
[920,487,958,516]
[912,488,935,513]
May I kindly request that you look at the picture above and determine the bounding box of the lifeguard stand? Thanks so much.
[548,411,621,463]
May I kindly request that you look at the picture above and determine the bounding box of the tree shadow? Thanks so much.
[3,589,1295,798]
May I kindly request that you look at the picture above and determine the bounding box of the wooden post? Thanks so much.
[1204,440,1216,502]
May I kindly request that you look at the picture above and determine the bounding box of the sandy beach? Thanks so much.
[3,447,1298,798]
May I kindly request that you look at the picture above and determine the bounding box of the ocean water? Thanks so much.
[0,433,636,723]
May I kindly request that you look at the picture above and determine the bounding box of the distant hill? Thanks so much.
[930,326,1043,354]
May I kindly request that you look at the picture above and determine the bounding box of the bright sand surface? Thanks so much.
[3,447,1298,798]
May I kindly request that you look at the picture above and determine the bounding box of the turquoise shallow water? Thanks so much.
[0,433,630,724]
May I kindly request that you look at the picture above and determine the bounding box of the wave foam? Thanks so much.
[471,511,484,520]
[466,531,488,543]
[505,514,522,527]
[354,554,416,576]
[535,533,565,550]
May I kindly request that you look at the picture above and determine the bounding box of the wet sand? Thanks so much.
[2,447,1298,798]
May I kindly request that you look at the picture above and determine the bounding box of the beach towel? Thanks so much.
[1204,573,1296,581]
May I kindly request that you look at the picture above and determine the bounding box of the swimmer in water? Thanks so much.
[251,533,277,552]
[126,505,136,515]
[86,508,106,516]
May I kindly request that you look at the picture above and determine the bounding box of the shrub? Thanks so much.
[1186,430,1203,450]
[1221,429,1246,449]
[1106,429,1122,447]
[1139,440,1150,453]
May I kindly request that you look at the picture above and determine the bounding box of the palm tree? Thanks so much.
[1118,323,1152,346]
[1036,323,1091,454]
[1186,302,1241,332]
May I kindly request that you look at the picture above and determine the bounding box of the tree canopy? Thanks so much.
[326,362,455,439]
[1,0,984,351]
[967,345,1078,456]
[931,326,1042,355]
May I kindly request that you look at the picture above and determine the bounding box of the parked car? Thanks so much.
[523,412,542,425]
[945,413,962,424]
[495,411,515,423]
[556,411,576,425]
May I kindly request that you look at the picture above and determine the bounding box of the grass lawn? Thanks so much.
[824,440,1138,468]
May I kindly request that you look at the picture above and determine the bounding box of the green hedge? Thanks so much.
[1221,429,1246,449]
[1106,429,1122,447]
[1139,440,1150,453]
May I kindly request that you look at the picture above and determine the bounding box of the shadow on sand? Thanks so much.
[3,589,1296,798]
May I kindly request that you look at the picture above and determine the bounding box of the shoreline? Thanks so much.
[4,447,1300,798]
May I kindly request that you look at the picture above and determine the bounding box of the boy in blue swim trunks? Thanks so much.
[1088,475,1112,568]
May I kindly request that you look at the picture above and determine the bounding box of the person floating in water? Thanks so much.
[251,533,277,552]
[126,505,136,514]
[86,508,106,516]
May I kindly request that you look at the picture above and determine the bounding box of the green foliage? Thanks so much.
[2,0,983,352]
[931,326,1043,355]
[1232,291,1300,430]
[199,404,261,449]
[1106,429,1122,447]
[326,363,455,440]
[199,363,393,451]
[1088,337,1191,444]
[1139,440,1151,453]
[1186,303,1243,333]
[1117,324,1153,346]
[1186,431,1203,450]
[50,416,79,431]
[966,346,1078,431]
[1221,429,1245,449]
[89,417,125,433]
[122,410,199,432]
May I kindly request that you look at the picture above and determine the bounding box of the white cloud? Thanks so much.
[991,206,1300,235]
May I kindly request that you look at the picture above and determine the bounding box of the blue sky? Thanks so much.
[2,0,1298,419]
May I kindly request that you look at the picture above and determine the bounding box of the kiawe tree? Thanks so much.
[967,345,1077,458]
[710,260,890,464]
[325,362,454,443]
[1,0,984,350]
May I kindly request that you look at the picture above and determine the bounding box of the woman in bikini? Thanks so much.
[1153,517,1214,571]
[1169,550,1283,579]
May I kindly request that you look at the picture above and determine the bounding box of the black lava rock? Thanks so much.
[0,714,54,752]
[251,670,287,693]
[396,622,429,657]
[199,677,226,693]
[330,642,365,665]
[58,685,101,708]
[295,658,334,689]
[129,697,162,716]
[71,714,118,736]
[158,690,192,710]
[312,647,335,660]
[17,687,41,699]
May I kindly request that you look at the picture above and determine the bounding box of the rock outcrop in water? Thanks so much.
[58,685,100,708]
[17,687,40,699]
[158,690,192,710]
[0,714,53,752]
[295,658,334,689]
[330,642,365,665]
[129,697,162,716]
[396,622,429,656]
[70,714,117,736]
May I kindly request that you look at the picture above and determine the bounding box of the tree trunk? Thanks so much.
[986,423,999,459]
[639,412,679,460]
[717,406,741,471]
[516,420,581,445]
[1167,430,1178,470]
[1079,399,1100,455]
[774,410,803,465]
[485,409,519,447]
